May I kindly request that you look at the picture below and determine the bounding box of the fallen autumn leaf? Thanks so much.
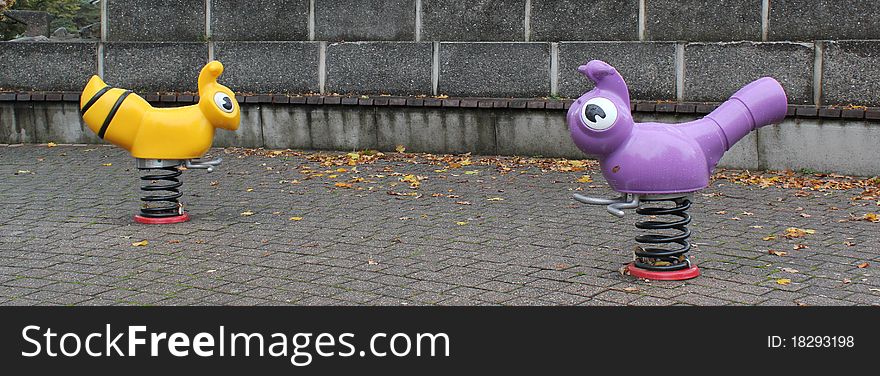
[783,227,815,239]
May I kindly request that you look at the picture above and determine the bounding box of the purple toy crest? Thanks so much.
[567,60,788,194]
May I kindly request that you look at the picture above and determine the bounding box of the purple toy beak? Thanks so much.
[577,60,631,105]
[578,61,615,82]
[577,64,591,76]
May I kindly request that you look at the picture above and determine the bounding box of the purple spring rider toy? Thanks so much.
[568,60,788,280]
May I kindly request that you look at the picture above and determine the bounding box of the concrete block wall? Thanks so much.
[1,1,880,176]
[4,98,878,176]
[3,0,880,106]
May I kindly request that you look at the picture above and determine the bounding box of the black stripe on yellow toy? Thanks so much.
[97,90,133,139]
[79,86,112,116]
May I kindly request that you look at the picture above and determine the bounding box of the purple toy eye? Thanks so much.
[580,97,617,131]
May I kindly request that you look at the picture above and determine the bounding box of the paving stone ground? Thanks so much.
[1,144,878,306]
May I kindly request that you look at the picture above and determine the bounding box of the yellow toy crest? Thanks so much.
[79,61,240,160]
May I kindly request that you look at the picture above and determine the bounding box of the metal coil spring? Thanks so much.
[139,166,183,218]
[633,197,692,271]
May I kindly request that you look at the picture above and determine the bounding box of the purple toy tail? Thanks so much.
[729,77,789,127]
[705,77,788,150]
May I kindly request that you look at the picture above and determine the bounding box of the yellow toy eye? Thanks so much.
[213,92,234,113]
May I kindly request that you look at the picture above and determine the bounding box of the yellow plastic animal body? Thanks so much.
[79,61,240,160]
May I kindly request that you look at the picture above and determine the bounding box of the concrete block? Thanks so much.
[716,132,758,170]
[325,42,432,95]
[530,0,639,41]
[495,110,581,158]
[375,107,496,155]
[821,41,880,106]
[438,42,550,97]
[758,119,880,176]
[0,102,102,144]
[103,42,208,93]
[214,42,320,94]
[768,0,880,41]
[557,42,676,100]
[107,0,206,41]
[6,103,40,144]
[314,0,416,41]
[211,0,309,41]
[645,0,761,41]
[0,42,97,91]
[214,105,264,148]
[421,0,525,41]
[305,107,379,150]
[34,102,103,144]
[0,104,14,143]
[260,105,312,149]
[684,42,813,104]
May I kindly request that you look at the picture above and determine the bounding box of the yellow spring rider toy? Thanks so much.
[80,61,240,224]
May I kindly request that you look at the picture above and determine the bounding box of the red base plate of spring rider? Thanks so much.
[134,213,190,224]
[626,263,700,281]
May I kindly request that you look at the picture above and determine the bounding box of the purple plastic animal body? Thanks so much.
[567,60,788,194]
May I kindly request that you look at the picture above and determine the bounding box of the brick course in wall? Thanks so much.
[1,91,876,123]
